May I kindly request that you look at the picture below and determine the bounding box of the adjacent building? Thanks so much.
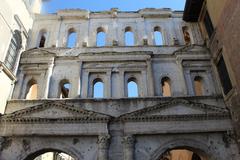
[183,0,240,149]
[0,0,46,113]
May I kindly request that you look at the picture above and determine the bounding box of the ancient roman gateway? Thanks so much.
[0,8,239,160]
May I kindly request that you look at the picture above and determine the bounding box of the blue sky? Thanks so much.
[42,0,186,13]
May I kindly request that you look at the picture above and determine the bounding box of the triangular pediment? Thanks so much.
[22,48,56,57]
[2,102,110,120]
[173,45,207,54]
[120,99,230,119]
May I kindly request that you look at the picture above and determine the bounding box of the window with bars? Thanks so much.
[4,30,22,72]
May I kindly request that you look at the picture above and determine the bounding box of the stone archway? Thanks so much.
[150,139,219,160]
[23,149,77,160]
[19,140,82,160]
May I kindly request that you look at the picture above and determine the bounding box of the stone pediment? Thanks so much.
[22,48,56,57]
[120,99,230,121]
[173,45,207,54]
[1,102,111,123]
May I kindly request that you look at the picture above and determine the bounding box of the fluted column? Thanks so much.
[122,135,135,160]
[98,135,110,160]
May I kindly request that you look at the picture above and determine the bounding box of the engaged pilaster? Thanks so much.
[122,135,135,160]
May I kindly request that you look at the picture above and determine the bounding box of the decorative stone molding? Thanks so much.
[143,38,148,45]
[122,135,135,160]
[112,40,118,46]
[82,42,87,47]
[223,130,236,148]
[97,135,111,160]
[0,137,12,151]
[22,139,31,151]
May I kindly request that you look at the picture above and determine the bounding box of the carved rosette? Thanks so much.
[122,135,135,160]
[97,135,110,160]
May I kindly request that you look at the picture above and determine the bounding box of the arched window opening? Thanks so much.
[154,26,163,45]
[125,26,134,46]
[24,149,76,160]
[127,78,138,97]
[194,76,203,96]
[33,152,75,160]
[96,27,106,47]
[161,77,171,97]
[93,79,104,98]
[59,80,71,98]
[182,26,191,45]
[26,79,38,100]
[38,30,47,48]
[4,30,22,71]
[67,28,77,48]
[159,149,202,160]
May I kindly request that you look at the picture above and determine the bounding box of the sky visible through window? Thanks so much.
[43,0,186,98]
[42,0,186,13]
[67,32,77,48]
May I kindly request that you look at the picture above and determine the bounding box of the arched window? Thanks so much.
[59,80,71,98]
[93,78,104,98]
[194,76,203,96]
[4,30,22,71]
[25,79,38,100]
[160,149,202,160]
[154,26,163,45]
[67,28,77,48]
[127,78,138,97]
[38,29,47,48]
[161,77,171,97]
[125,26,134,46]
[96,27,106,47]
[34,152,75,160]
[24,149,76,160]
[182,26,191,45]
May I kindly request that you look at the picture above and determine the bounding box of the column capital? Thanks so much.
[122,135,135,146]
[98,135,111,149]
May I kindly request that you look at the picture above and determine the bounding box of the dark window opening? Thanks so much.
[59,80,71,98]
[39,35,46,47]
[217,56,233,95]
[204,11,214,38]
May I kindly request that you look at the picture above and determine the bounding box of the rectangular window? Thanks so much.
[204,11,214,38]
[217,56,233,95]
[4,39,18,71]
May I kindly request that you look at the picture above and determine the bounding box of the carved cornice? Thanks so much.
[120,113,230,122]
[0,117,110,123]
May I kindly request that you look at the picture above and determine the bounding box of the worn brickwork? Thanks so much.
[209,0,240,148]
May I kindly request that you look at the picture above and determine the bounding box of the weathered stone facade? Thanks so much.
[0,8,239,160]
